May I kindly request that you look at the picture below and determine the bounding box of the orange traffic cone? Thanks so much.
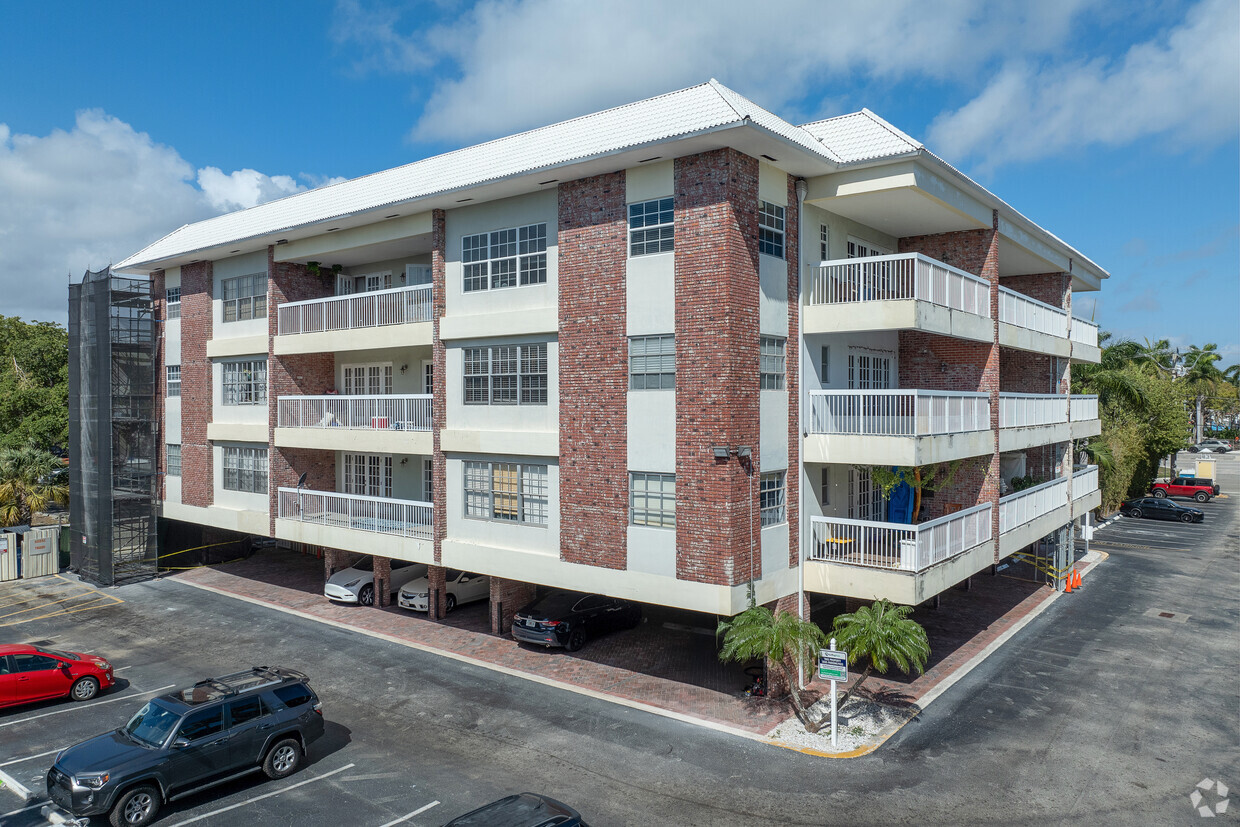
[1073,570,1082,590]
[1065,573,1074,593]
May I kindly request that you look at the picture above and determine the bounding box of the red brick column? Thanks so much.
[324,548,351,578]
[179,260,214,508]
[373,555,391,607]
[765,592,805,697]
[674,148,761,586]
[490,577,536,636]
[557,171,629,569]
[427,564,447,620]
[431,209,447,567]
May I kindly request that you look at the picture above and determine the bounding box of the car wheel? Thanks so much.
[358,584,375,606]
[1180,513,1194,523]
[70,676,100,701]
[263,738,303,780]
[1129,508,1142,519]
[109,784,160,827]
[445,593,457,613]
[565,626,587,652]
[1152,489,1167,498]
[1194,492,1209,503]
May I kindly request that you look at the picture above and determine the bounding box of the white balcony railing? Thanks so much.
[807,253,991,317]
[808,390,990,437]
[278,487,432,539]
[277,395,432,431]
[998,287,1069,338]
[1070,317,1099,348]
[999,476,1068,534]
[809,503,992,572]
[999,393,1069,428]
[1070,394,1099,422]
[1073,464,1099,499]
[277,284,433,335]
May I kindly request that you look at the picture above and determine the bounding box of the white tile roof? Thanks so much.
[799,109,922,163]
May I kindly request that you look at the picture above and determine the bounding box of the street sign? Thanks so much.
[818,649,848,682]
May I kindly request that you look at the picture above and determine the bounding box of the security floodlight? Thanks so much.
[712,446,731,459]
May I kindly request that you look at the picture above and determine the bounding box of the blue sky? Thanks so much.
[1,0,1236,362]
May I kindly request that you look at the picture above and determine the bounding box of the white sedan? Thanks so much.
[324,558,427,606]
[398,569,490,613]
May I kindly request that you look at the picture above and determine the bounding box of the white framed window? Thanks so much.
[846,348,893,390]
[463,461,548,525]
[760,336,786,390]
[629,335,675,390]
[463,343,547,405]
[167,365,181,397]
[221,273,267,322]
[406,264,432,285]
[462,223,547,292]
[819,224,829,262]
[847,237,890,259]
[422,459,434,501]
[758,201,785,258]
[166,286,181,319]
[222,446,267,494]
[628,197,674,256]
[342,363,393,396]
[422,361,433,395]
[820,346,830,386]
[343,453,393,498]
[849,467,887,522]
[760,471,786,526]
[820,467,830,507]
[167,444,182,477]
[630,472,675,528]
[222,359,267,405]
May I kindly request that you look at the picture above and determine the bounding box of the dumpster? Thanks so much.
[21,527,59,578]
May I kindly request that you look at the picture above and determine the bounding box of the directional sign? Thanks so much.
[818,649,848,682]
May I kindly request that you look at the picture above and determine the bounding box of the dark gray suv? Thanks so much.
[45,666,325,827]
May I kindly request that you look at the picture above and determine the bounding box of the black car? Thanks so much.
[512,592,642,652]
[46,667,324,827]
[1120,497,1204,523]
[442,792,589,826]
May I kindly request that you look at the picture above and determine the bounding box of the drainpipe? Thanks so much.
[795,177,808,690]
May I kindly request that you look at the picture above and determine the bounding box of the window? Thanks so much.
[849,467,887,522]
[820,346,829,385]
[819,224,829,262]
[227,697,265,727]
[847,238,889,259]
[629,472,675,528]
[222,359,267,405]
[629,335,675,389]
[343,453,393,498]
[463,461,548,525]
[760,472,786,526]
[12,653,59,673]
[342,363,393,396]
[422,459,434,501]
[167,365,181,397]
[178,707,225,742]
[272,684,313,708]
[463,343,547,405]
[820,467,830,507]
[760,336,786,390]
[166,286,181,319]
[221,273,267,322]
[758,201,785,258]
[222,446,268,494]
[628,197,674,256]
[462,223,547,292]
[847,348,893,390]
[167,444,182,477]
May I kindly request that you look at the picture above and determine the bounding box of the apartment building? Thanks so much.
[116,80,1105,633]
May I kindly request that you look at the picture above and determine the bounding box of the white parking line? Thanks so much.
[378,801,441,827]
[0,800,46,818]
[0,747,63,768]
[162,763,356,827]
[0,685,176,729]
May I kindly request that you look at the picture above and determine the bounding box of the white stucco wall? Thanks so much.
[804,330,900,389]
[444,337,558,433]
[626,524,677,578]
[627,391,675,473]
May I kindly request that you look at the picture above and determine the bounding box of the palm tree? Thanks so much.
[831,599,930,710]
[1072,333,1146,410]
[0,445,68,527]
[717,605,831,733]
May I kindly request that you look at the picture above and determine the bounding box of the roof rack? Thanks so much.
[176,666,309,705]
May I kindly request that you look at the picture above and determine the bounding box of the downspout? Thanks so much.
[794,177,808,690]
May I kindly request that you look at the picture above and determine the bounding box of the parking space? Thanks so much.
[0,575,123,629]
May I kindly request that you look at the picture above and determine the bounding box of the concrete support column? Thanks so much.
[373,556,391,608]
[427,565,447,620]
[324,548,349,579]
[489,577,536,636]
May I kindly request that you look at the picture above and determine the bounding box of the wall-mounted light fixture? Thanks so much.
[712,446,731,459]
[736,446,752,459]
[400,364,409,374]
[400,457,408,465]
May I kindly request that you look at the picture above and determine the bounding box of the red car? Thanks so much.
[1150,477,1216,503]
[0,644,115,709]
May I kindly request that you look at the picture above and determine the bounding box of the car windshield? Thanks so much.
[34,647,79,661]
[347,558,374,573]
[124,701,181,747]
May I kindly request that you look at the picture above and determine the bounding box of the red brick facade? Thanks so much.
[179,260,214,508]
[674,149,761,586]
[557,172,629,570]
[490,576,537,635]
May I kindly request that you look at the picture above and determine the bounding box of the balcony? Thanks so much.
[998,393,1100,450]
[804,504,993,603]
[275,487,433,560]
[996,469,1098,555]
[1072,464,1101,514]
[1069,316,1101,364]
[805,389,992,466]
[998,287,1072,357]
[804,254,992,342]
[274,394,433,453]
[274,285,433,355]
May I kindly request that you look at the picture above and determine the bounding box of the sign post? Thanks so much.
[818,639,848,747]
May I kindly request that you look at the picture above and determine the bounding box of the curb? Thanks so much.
[0,766,34,802]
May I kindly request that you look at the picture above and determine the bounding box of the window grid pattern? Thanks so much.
[221,274,267,322]
[819,225,829,262]
[167,365,181,397]
[628,198,674,256]
[760,472,786,526]
[758,201,785,258]
[463,461,548,525]
[222,360,267,405]
[464,344,547,405]
[630,472,676,528]
[167,444,182,477]
[847,350,893,390]
[166,287,181,319]
[629,335,675,389]
[462,223,548,292]
[223,446,267,494]
[343,453,393,498]
[760,337,786,390]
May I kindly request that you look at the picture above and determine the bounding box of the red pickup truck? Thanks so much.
[1150,477,1217,502]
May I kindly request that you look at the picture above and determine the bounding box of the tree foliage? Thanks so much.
[831,599,930,711]
[0,317,69,452]
[0,445,68,527]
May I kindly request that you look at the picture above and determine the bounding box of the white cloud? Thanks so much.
[0,111,337,324]
[927,0,1239,170]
